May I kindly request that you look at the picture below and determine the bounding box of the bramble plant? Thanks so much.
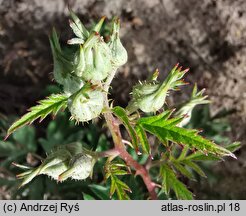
[5,11,240,200]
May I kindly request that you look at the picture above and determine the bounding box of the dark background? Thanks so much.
[0,0,245,199]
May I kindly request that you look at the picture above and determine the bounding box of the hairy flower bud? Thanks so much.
[15,143,97,187]
[127,81,161,113]
[68,85,104,122]
[82,33,112,82]
[175,84,210,126]
[58,153,95,181]
[40,150,71,180]
[73,46,86,77]
[127,65,188,113]
[108,18,128,68]
[16,148,72,187]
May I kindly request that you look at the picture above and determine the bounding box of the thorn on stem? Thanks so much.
[4,134,10,141]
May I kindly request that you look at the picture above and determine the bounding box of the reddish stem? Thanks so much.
[104,112,157,200]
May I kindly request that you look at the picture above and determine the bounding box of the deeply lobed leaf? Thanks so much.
[160,164,193,200]
[6,94,68,137]
[138,114,236,158]
[104,160,131,200]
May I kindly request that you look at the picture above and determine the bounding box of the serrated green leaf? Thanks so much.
[184,152,220,161]
[135,124,151,154]
[110,176,117,196]
[137,110,172,125]
[115,177,131,192]
[226,142,241,152]
[178,145,189,161]
[160,165,171,195]
[184,142,240,161]
[116,186,130,200]
[160,164,193,200]
[105,161,130,177]
[112,106,139,152]
[138,115,236,158]
[172,162,194,180]
[50,28,61,52]
[110,169,129,176]
[154,116,184,128]
[105,160,131,200]
[110,163,128,169]
[182,160,206,177]
[110,175,130,200]
[7,94,68,137]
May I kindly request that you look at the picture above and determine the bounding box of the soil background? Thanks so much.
[0,0,246,199]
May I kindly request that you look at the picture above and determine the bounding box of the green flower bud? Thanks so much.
[15,143,95,187]
[73,45,86,77]
[82,33,112,82]
[58,152,96,181]
[16,149,72,187]
[68,85,104,122]
[127,82,161,113]
[175,84,210,126]
[127,64,189,113]
[108,18,128,68]
[41,161,69,180]
[49,29,85,92]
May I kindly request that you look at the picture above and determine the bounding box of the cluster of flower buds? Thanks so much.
[127,64,189,114]
[14,143,96,187]
[50,10,127,122]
